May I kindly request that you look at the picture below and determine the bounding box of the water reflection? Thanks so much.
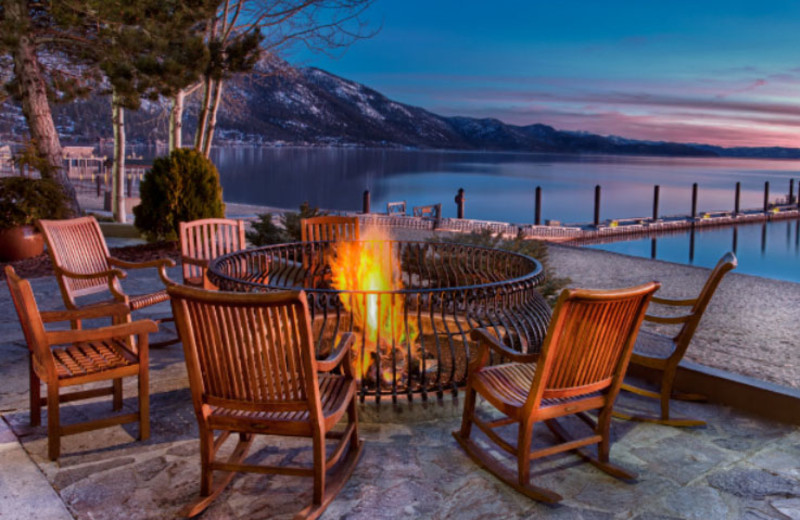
[588,220,800,283]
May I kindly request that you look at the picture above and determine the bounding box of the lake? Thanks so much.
[202,147,800,282]
[211,147,800,224]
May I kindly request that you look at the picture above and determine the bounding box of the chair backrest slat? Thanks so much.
[179,218,246,284]
[301,216,359,243]
[528,282,659,406]
[38,217,113,303]
[170,285,318,411]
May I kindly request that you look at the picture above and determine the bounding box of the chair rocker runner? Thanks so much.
[179,218,246,289]
[38,216,176,346]
[168,284,363,519]
[616,252,737,427]
[5,266,156,461]
[453,282,660,503]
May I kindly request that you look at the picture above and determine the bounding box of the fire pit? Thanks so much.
[207,233,550,403]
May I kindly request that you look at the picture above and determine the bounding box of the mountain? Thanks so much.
[2,66,799,158]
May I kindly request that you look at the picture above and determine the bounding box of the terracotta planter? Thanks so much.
[0,225,45,261]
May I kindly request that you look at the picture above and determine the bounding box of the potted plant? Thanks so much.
[0,176,72,261]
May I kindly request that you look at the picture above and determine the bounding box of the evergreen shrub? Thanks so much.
[0,177,72,230]
[134,149,225,241]
[246,201,325,246]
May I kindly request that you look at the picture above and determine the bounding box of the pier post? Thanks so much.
[534,186,542,225]
[594,185,601,227]
[652,185,660,221]
[362,189,371,214]
[790,179,795,205]
[691,183,698,219]
[763,181,770,212]
[734,182,741,215]
[455,188,465,219]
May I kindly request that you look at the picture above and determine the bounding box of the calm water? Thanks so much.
[585,221,800,283]
[210,147,800,224]
[181,147,800,282]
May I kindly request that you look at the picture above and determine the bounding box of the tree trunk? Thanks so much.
[202,78,224,158]
[7,0,80,215]
[111,93,126,223]
[194,74,213,152]
[169,89,185,152]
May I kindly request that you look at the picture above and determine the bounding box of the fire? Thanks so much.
[329,226,418,384]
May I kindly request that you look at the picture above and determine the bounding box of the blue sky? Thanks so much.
[291,1,800,147]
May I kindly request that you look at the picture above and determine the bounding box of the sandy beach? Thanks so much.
[79,193,800,391]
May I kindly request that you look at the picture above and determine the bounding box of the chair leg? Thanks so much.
[112,378,123,411]
[517,421,533,488]
[312,428,326,506]
[347,395,360,447]
[199,426,214,497]
[138,369,149,441]
[29,356,41,427]
[458,385,478,439]
[47,384,60,461]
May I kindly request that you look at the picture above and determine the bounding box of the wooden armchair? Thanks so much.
[618,252,737,426]
[179,218,246,289]
[301,215,360,242]
[38,216,175,340]
[5,266,156,460]
[453,282,660,503]
[168,284,363,519]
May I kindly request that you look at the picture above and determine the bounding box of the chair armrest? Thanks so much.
[181,256,210,268]
[318,332,355,374]
[55,265,128,301]
[108,257,176,270]
[56,265,127,282]
[40,302,131,323]
[644,313,694,325]
[470,328,539,369]
[46,319,158,346]
[651,295,696,307]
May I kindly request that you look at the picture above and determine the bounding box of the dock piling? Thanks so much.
[735,182,741,215]
[363,189,371,214]
[764,181,770,212]
[594,185,601,227]
[455,188,465,219]
[652,185,660,221]
[790,179,795,205]
[691,183,698,219]
[534,186,542,225]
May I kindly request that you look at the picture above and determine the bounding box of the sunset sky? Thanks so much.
[294,0,800,148]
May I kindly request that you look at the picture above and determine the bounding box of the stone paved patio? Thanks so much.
[1,267,799,519]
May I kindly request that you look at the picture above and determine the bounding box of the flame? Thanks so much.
[329,226,418,383]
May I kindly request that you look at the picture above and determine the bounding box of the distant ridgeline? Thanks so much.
[2,65,800,159]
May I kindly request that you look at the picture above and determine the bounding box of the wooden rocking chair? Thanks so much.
[301,215,360,242]
[5,266,156,460]
[616,252,737,426]
[453,282,660,503]
[38,216,175,344]
[168,284,363,519]
[179,218,246,289]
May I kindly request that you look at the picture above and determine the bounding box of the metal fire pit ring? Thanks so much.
[208,240,551,403]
